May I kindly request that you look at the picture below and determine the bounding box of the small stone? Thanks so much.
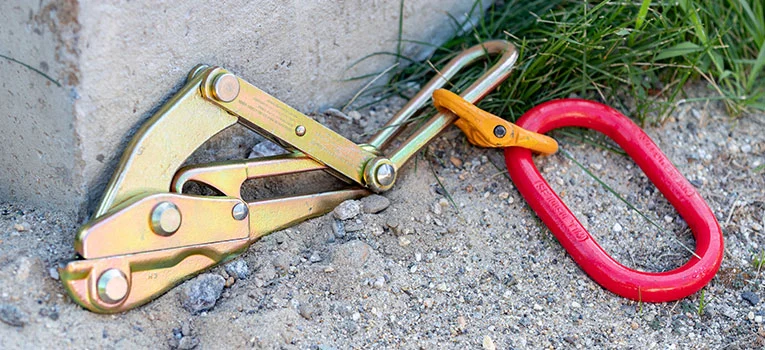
[663,215,673,224]
[430,202,442,215]
[179,273,226,314]
[181,322,193,336]
[748,311,755,320]
[436,283,448,292]
[0,304,26,327]
[757,316,764,323]
[612,223,623,232]
[398,236,411,247]
[332,240,371,268]
[372,276,386,289]
[450,156,463,168]
[348,110,362,121]
[415,252,422,262]
[507,197,514,204]
[630,321,639,330]
[324,108,351,121]
[410,265,418,273]
[423,298,434,308]
[224,260,250,280]
[48,267,60,280]
[533,303,543,311]
[272,253,293,272]
[249,140,286,158]
[177,336,200,350]
[13,222,30,232]
[309,252,323,263]
[457,316,467,330]
[331,219,345,238]
[324,267,335,273]
[333,200,361,220]
[482,335,496,350]
[498,192,509,200]
[741,144,752,153]
[224,276,235,287]
[361,195,390,214]
[742,291,760,306]
[351,312,361,321]
[299,304,315,320]
[571,301,581,308]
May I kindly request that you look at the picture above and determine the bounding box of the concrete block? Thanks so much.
[1,0,483,215]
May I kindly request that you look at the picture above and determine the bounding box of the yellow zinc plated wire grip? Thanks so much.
[60,40,525,313]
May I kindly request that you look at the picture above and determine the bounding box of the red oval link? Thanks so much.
[505,99,723,302]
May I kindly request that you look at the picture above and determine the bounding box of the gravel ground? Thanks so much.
[1,85,764,349]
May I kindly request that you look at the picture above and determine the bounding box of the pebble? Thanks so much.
[482,335,496,350]
[324,108,351,121]
[742,291,759,306]
[333,200,361,220]
[431,202,442,215]
[663,215,673,223]
[436,283,448,292]
[348,110,362,121]
[13,222,30,232]
[748,311,755,320]
[571,301,581,308]
[423,298,434,308]
[224,260,250,280]
[48,267,60,280]
[249,140,286,158]
[398,236,411,247]
[630,321,639,330]
[372,276,386,289]
[0,304,26,327]
[533,303,544,311]
[498,192,509,200]
[612,223,623,232]
[757,316,763,323]
[299,303,315,320]
[309,252,323,263]
[177,336,200,350]
[179,273,226,314]
[450,156,463,168]
[457,316,467,330]
[361,195,390,214]
[272,253,293,272]
[332,240,371,268]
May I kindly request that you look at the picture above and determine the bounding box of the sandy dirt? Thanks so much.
[1,85,764,349]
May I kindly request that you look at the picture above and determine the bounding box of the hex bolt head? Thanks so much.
[295,125,306,137]
[232,202,249,221]
[212,73,240,102]
[375,163,395,187]
[150,202,182,236]
[97,269,129,304]
[493,125,507,138]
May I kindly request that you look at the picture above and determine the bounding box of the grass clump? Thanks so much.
[376,0,765,123]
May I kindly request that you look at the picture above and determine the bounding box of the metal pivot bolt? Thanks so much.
[364,157,396,192]
[493,125,507,138]
[232,202,249,221]
[295,125,306,137]
[212,73,240,102]
[97,269,129,304]
[150,202,182,236]
[376,164,395,187]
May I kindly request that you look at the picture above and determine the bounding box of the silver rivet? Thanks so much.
[295,125,306,137]
[232,202,249,221]
[212,73,240,102]
[493,125,507,138]
[97,269,129,304]
[375,164,395,187]
[150,202,182,236]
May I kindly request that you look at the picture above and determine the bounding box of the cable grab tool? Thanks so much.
[60,40,557,313]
